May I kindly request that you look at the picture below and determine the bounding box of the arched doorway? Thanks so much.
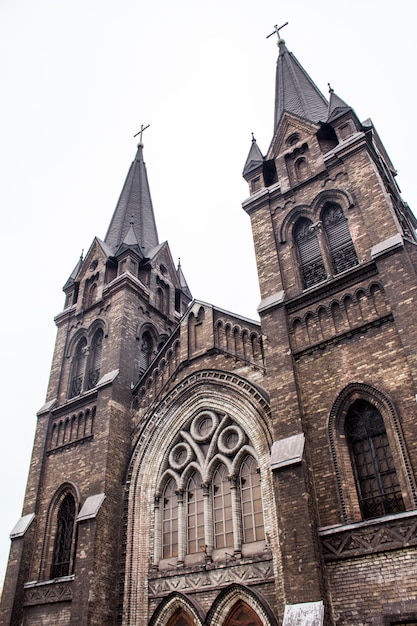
[167,608,195,626]
[225,601,264,626]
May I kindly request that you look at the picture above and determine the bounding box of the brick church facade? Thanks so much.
[2,33,417,626]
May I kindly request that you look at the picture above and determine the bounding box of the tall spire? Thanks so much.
[105,143,159,256]
[274,36,328,128]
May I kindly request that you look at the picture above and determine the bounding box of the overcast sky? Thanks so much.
[1,0,416,589]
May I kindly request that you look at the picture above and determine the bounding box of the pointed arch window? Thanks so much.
[88,328,103,389]
[240,456,265,543]
[70,337,87,398]
[345,400,405,519]
[139,331,153,374]
[51,493,76,578]
[213,465,233,549]
[162,479,178,559]
[294,218,327,289]
[155,411,266,567]
[322,202,358,275]
[186,472,204,554]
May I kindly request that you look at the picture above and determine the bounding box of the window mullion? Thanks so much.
[230,475,242,558]
[153,494,162,566]
[177,490,185,565]
[202,482,213,561]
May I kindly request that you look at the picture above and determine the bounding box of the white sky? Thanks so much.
[1,0,416,589]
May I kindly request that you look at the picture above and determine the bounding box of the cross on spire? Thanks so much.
[133,124,150,145]
[266,22,288,42]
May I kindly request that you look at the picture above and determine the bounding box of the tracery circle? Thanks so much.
[218,425,245,455]
[169,442,192,470]
[190,410,218,442]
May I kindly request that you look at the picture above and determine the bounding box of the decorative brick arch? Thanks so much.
[122,371,274,626]
[329,382,417,523]
[206,584,278,626]
[148,592,204,626]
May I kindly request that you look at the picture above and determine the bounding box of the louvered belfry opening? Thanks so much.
[294,217,327,289]
[322,202,358,275]
[345,400,405,519]
[88,328,103,389]
[70,337,87,398]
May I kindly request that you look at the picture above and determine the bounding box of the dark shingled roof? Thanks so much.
[105,144,159,256]
[274,39,328,128]
[242,138,264,177]
[327,89,352,123]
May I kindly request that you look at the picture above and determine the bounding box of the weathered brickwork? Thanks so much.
[2,38,417,626]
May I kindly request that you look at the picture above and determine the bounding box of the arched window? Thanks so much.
[186,472,204,554]
[213,465,233,549]
[88,328,103,389]
[87,282,97,308]
[70,337,87,398]
[294,218,326,289]
[51,493,76,578]
[139,331,153,374]
[240,456,264,543]
[345,400,405,519]
[162,479,178,559]
[322,202,358,275]
[155,410,266,567]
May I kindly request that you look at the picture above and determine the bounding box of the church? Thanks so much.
[1,30,417,626]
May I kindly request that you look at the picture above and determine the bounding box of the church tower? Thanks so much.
[2,30,417,626]
[243,30,417,623]
[0,141,192,625]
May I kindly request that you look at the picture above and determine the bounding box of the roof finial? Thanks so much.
[133,123,150,147]
[266,22,288,45]
[328,82,334,94]
[251,132,256,143]
[177,257,181,270]
[80,249,84,261]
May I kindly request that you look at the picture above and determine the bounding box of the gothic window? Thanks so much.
[70,337,87,398]
[186,472,204,554]
[345,400,405,519]
[240,456,265,543]
[87,282,97,308]
[213,464,233,549]
[294,218,327,289]
[155,411,265,566]
[51,493,76,578]
[322,202,358,275]
[139,331,153,374]
[294,157,310,182]
[162,479,178,559]
[87,328,103,389]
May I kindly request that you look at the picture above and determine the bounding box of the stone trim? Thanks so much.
[23,577,74,606]
[319,511,417,560]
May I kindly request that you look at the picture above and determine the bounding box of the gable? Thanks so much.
[267,112,321,161]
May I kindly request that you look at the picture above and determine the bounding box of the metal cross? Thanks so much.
[133,124,150,143]
[266,22,288,40]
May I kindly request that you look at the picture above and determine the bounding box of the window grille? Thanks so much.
[87,329,103,389]
[139,331,153,374]
[213,465,233,549]
[322,203,358,275]
[162,479,178,559]
[51,493,76,578]
[186,472,204,554]
[294,218,327,289]
[346,400,405,519]
[70,337,87,398]
[240,456,265,543]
